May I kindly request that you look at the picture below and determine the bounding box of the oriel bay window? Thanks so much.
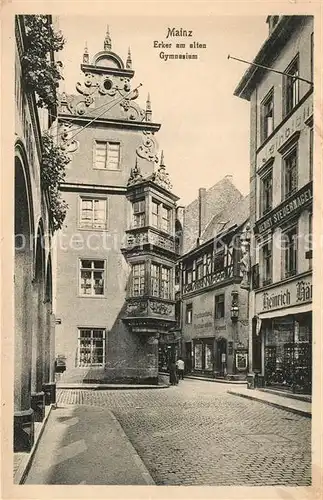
[80,198,107,229]
[78,328,105,367]
[283,226,298,278]
[80,260,105,296]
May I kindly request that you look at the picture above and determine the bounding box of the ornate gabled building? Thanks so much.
[55,27,179,384]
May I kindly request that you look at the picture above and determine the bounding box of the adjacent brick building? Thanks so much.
[234,15,313,394]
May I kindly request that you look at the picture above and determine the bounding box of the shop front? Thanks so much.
[192,337,214,374]
[254,272,312,394]
[158,331,181,372]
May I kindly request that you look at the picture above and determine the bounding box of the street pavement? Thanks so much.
[30,378,311,486]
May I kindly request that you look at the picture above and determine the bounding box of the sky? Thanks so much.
[57,15,269,205]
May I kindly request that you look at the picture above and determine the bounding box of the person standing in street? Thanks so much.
[176,357,185,380]
[169,360,178,386]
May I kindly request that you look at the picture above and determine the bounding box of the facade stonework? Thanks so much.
[235,15,313,394]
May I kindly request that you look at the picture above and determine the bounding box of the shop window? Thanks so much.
[283,55,299,117]
[151,263,171,299]
[260,169,273,215]
[261,89,274,142]
[283,147,298,199]
[194,343,202,369]
[262,239,272,285]
[80,198,107,229]
[94,140,120,170]
[132,263,145,296]
[186,303,193,324]
[283,226,297,278]
[79,259,105,296]
[78,328,105,367]
[215,294,225,319]
[133,200,145,228]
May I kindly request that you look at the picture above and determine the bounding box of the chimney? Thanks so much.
[198,187,207,241]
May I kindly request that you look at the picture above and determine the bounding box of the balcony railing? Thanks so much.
[182,265,234,295]
[122,227,178,254]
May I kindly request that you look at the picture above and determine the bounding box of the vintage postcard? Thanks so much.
[1,0,322,499]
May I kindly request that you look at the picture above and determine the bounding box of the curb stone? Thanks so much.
[108,411,155,485]
[227,390,311,418]
[14,403,55,484]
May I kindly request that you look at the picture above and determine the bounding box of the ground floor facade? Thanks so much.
[251,271,312,394]
[180,283,249,380]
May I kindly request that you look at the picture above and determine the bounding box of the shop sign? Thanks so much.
[255,182,312,235]
[257,98,313,166]
[193,311,213,330]
[256,274,312,314]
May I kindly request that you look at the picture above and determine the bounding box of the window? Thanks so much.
[132,263,145,296]
[310,32,314,83]
[78,328,105,367]
[151,263,171,299]
[151,201,159,227]
[133,200,145,228]
[215,294,225,319]
[261,90,274,142]
[261,170,273,215]
[80,198,107,229]
[80,260,105,296]
[284,148,298,199]
[307,213,313,270]
[186,264,193,285]
[262,239,272,285]
[151,200,171,233]
[94,141,120,170]
[213,250,225,273]
[186,303,193,324]
[309,127,313,180]
[161,205,171,232]
[284,56,299,116]
[283,226,297,278]
[196,259,204,280]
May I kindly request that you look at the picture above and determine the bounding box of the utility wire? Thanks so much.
[228,55,313,86]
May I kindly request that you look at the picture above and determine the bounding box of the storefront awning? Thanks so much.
[258,303,312,320]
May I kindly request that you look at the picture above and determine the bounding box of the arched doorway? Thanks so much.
[14,154,34,451]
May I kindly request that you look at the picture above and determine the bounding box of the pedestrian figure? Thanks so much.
[176,357,185,380]
[169,360,178,386]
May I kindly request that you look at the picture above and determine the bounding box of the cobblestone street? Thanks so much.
[57,379,311,486]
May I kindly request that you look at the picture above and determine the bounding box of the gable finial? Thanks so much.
[160,149,165,166]
[126,46,132,68]
[83,41,89,64]
[145,93,152,122]
[104,24,112,51]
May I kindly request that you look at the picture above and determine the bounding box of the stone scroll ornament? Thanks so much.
[136,130,159,163]
[126,300,147,316]
[150,301,173,316]
[74,72,145,121]
[59,122,80,157]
